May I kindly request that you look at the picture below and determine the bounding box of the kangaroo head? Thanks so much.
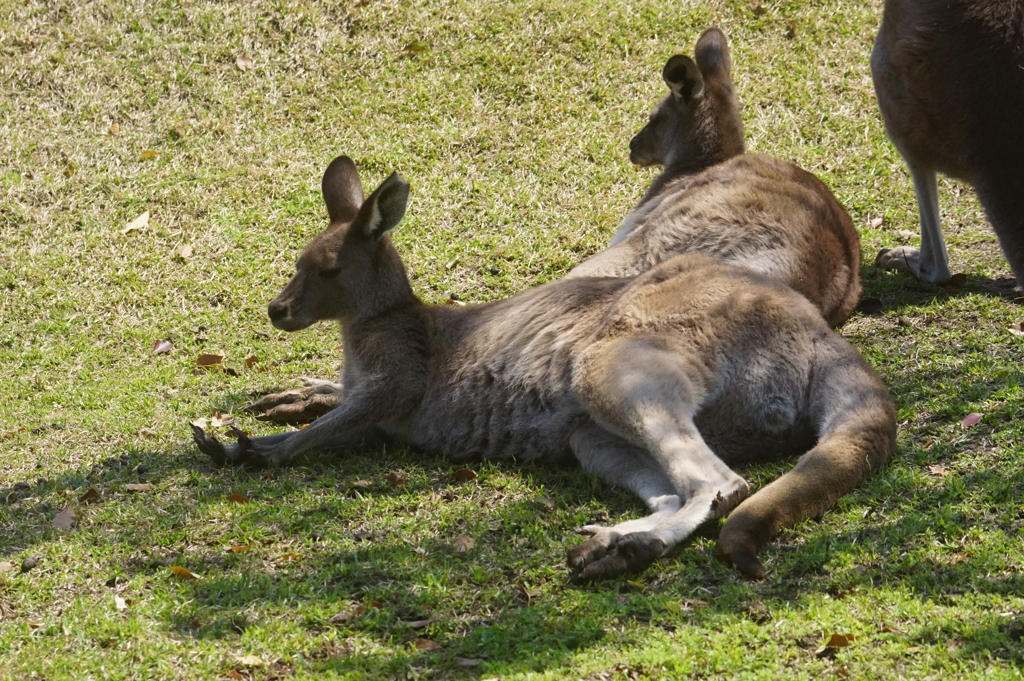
[628,27,745,171]
[267,156,412,331]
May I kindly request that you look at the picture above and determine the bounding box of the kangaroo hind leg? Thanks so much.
[717,347,897,579]
[571,339,749,582]
[568,424,683,582]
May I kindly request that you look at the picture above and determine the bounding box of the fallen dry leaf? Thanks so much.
[174,243,194,259]
[898,229,916,240]
[226,494,248,503]
[140,428,158,438]
[224,671,245,681]
[961,413,983,427]
[236,53,253,71]
[244,355,259,368]
[948,552,973,565]
[126,483,153,492]
[139,150,159,161]
[385,472,405,486]
[825,633,856,647]
[197,353,225,367]
[351,479,373,488]
[868,217,883,229]
[122,211,150,235]
[928,465,949,477]
[51,506,76,530]
[108,122,120,134]
[114,595,128,611]
[63,163,75,177]
[535,496,555,510]
[79,487,99,503]
[276,552,300,564]
[170,566,201,580]
[413,638,440,651]
[626,580,646,590]
[153,339,174,354]
[452,468,477,482]
[0,561,14,572]
[228,544,252,553]
[452,534,475,554]
[327,610,362,624]
[233,654,264,667]
[947,273,968,288]
[454,657,482,667]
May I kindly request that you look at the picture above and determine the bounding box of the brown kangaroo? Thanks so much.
[192,156,897,582]
[248,27,863,427]
[569,28,863,330]
[873,0,1024,285]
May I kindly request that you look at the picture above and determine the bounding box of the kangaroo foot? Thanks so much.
[569,531,665,584]
[191,425,290,468]
[708,481,750,521]
[244,379,343,425]
[875,246,922,278]
[566,526,619,571]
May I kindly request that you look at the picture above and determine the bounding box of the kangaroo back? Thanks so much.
[576,27,862,327]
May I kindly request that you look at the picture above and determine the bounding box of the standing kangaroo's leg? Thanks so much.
[717,347,896,579]
[571,339,749,581]
[875,162,953,283]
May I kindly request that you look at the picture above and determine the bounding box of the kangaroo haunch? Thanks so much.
[569,28,862,330]
[192,156,897,581]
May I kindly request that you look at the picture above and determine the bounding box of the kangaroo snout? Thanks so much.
[267,298,291,328]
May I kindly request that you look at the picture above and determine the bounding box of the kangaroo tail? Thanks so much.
[717,345,897,578]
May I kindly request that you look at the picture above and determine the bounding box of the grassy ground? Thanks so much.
[2,0,1023,678]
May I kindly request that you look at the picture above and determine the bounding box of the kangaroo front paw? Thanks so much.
[191,424,250,467]
[569,531,665,584]
[255,393,342,425]
[244,381,343,425]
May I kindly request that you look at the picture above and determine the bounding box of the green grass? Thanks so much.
[2,0,1024,678]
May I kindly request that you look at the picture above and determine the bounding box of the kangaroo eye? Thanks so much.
[319,266,342,279]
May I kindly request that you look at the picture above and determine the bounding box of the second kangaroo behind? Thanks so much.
[193,156,897,583]
[569,28,862,329]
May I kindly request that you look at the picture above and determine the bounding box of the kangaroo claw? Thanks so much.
[569,531,665,584]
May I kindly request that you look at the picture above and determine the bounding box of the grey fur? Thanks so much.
[193,156,897,581]
[575,28,861,329]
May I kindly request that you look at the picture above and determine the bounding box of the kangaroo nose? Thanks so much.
[267,299,288,323]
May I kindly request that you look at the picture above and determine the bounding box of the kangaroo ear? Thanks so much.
[322,156,365,223]
[663,55,704,104]
[694,27,732,79]
[354,171,410,239]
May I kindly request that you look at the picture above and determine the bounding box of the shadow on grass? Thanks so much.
[858,268,1023,314]
[4,395,1023,676]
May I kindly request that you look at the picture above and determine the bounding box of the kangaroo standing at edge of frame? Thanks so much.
[191,156,897,582]
[873,0,1024,286]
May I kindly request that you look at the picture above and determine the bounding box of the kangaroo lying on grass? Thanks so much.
[872,0,1024,285]
[569,28,862,330]
[192,156,897,581]
[247,27,863,427]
